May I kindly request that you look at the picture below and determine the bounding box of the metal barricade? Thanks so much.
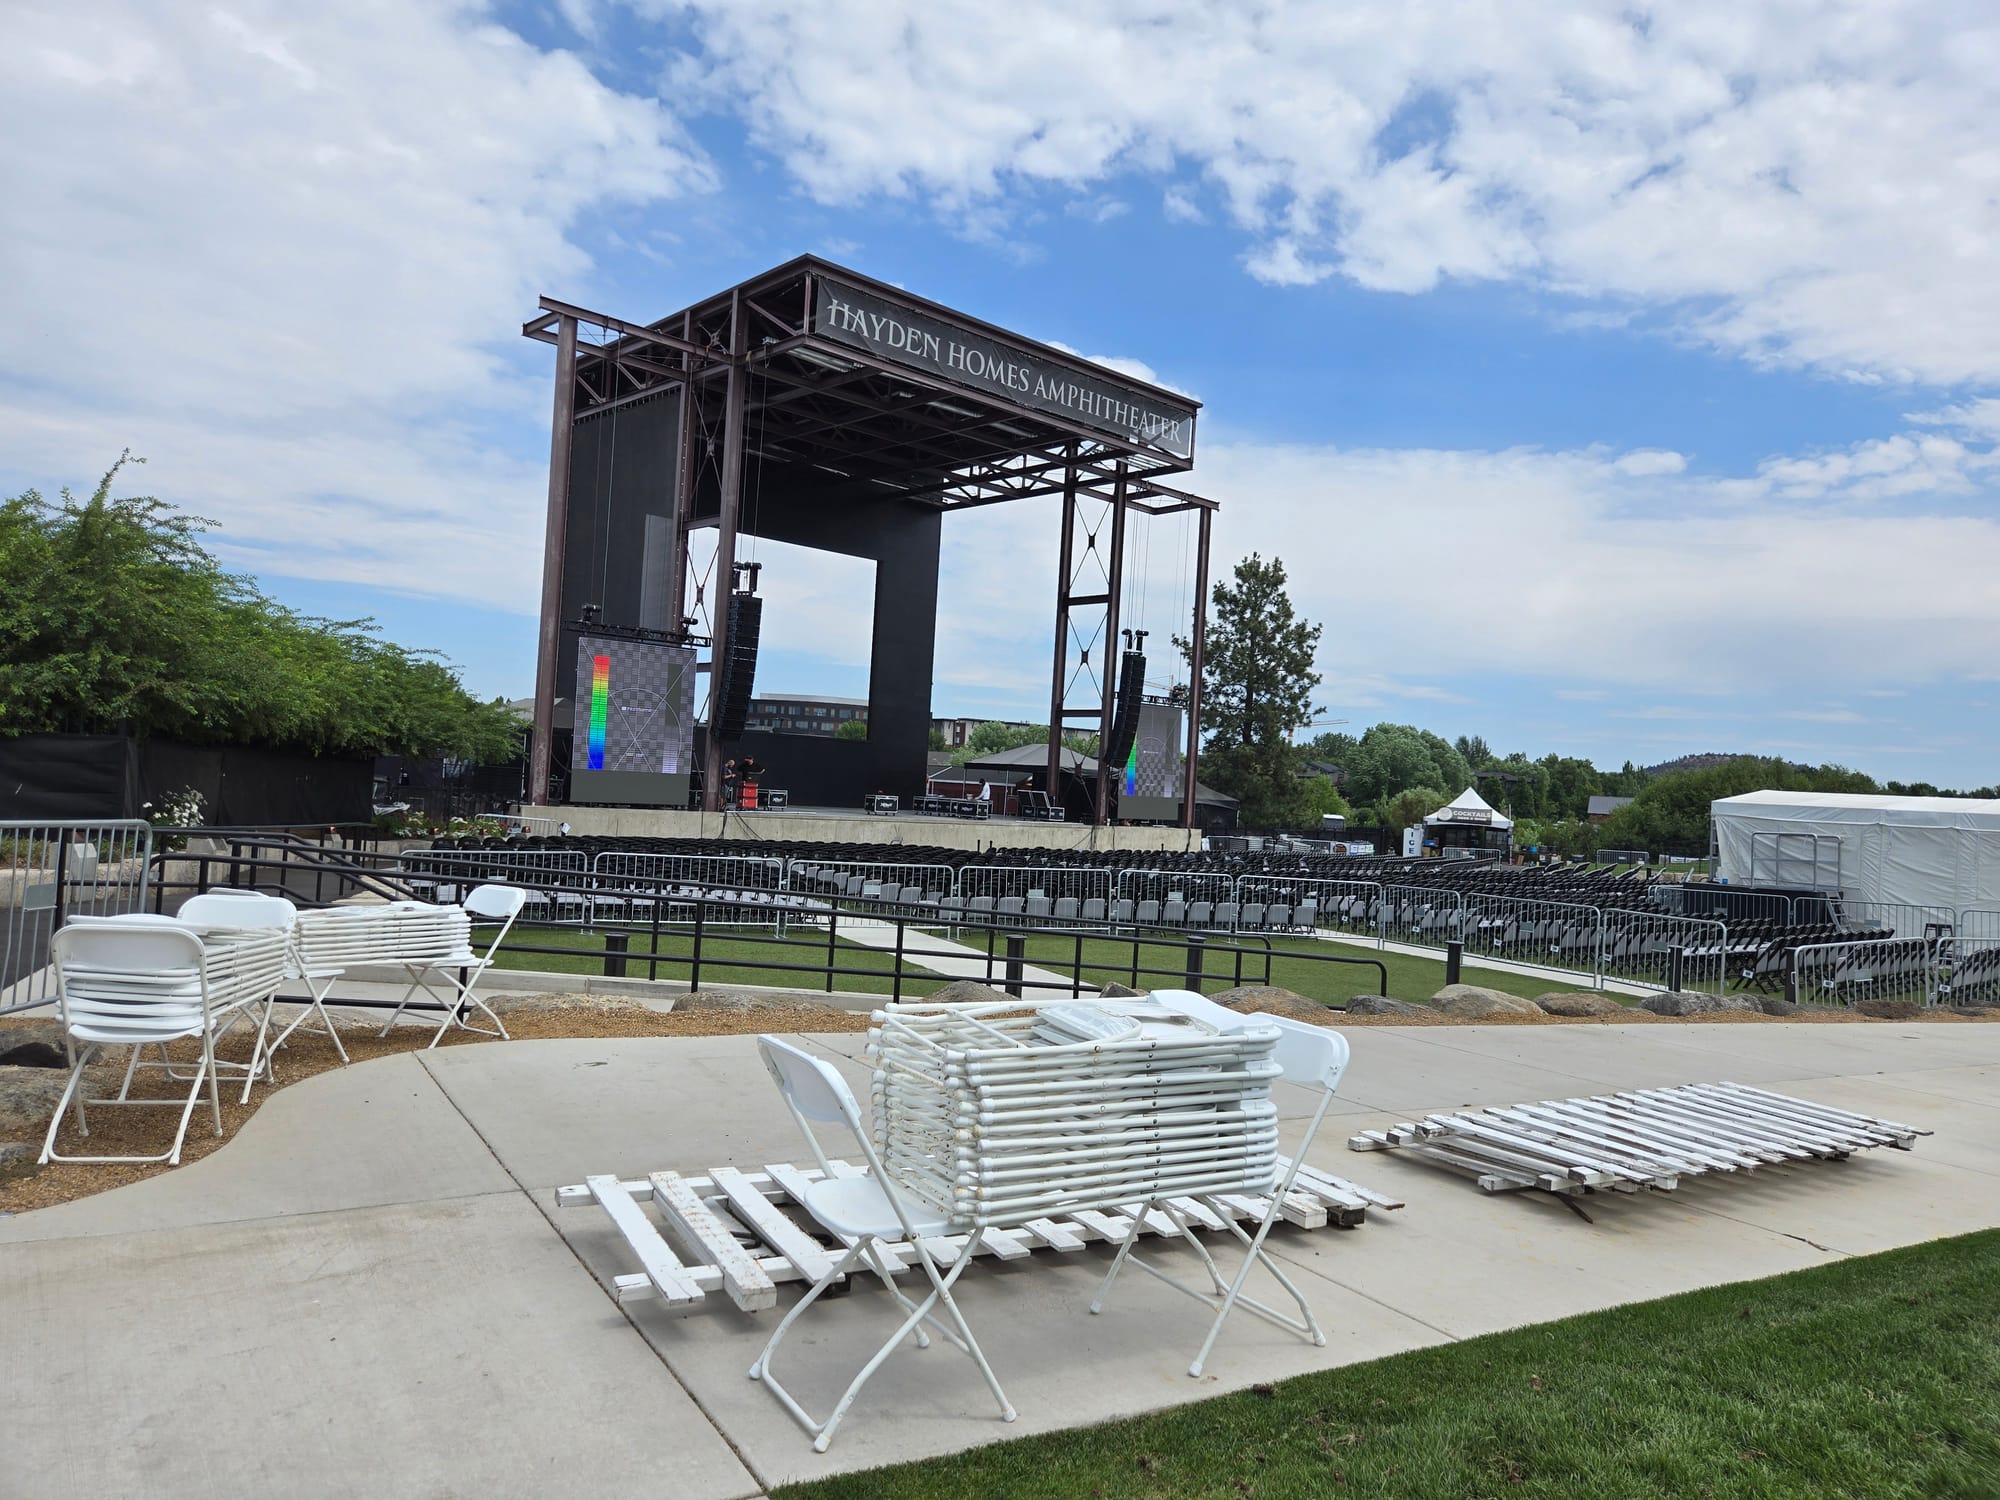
[1940,909,2000,1008]
[589,852,788,928]
[1836,900,1956,943]
[399,847,590,925]
[1650,884,1792,926]
[1461,894,1605,986]
[1114,868,1240,929]
[1594,848,1648,867]
[1791,937,1938,1009]
[1598,908,1728,995]
[784,858,957,923]
[957,866,1114,929]
[1377,883,1466,950]
[1234,876,1380,938]
[2,819,154,1014]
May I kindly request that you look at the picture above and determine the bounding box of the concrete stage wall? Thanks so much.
[526,805,1200,853]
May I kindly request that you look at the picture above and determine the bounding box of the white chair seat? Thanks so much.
[805,1175,951,1241]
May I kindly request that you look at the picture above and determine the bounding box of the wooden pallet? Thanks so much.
[1347,1081,1929,1196]
[555,1156,1402,1313]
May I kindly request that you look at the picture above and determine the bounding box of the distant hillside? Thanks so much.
[1640,752,1786,777]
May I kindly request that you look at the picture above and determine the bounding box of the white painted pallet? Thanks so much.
[556,1155,1402,1313]
[1347,1081,1929,1196]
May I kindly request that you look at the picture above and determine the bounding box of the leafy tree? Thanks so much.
[927,726,947,751]
[1341,724,1473,812]
[0,457,521,761]
[1176,553,1325,827]
[1594,756,1878,855]
[1377,785,1449,835]
[945,721,1095,768]
[1454,734,1492,769]
[1299,776,1350,823]
[833,718,869,741]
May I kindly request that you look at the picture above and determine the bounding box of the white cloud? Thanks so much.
[664,0,2000,385]
[0,1,709,606]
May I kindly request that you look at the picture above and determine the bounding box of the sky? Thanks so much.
[6,1,2000,786]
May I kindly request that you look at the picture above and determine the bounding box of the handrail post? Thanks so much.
[1445,939,1462,987]
[1184,934,1205,993]
[892,915,906,1002]
[1004,933,1026,998]
[825,903,838,994]
[690,898,705,993]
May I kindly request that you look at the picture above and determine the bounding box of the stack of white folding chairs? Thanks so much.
[294,890,520,1047]
[868,998,1284,1230]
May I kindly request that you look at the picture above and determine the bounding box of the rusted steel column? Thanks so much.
[702,291,747,811]
[1181,503,1212,831]
[1093,461,1128,825]
[529,314,578,807]
[1045,446,1078,807]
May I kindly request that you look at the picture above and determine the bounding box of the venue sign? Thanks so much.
[814,277,1197,461]
[1434,806,1494,825]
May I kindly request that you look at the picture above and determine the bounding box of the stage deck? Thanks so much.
[526,804,1201,853]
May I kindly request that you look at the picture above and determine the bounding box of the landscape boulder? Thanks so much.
[921,979,1017,1007]
[0,1066,73,1137]
[1533,991,1625,1018]
[1756,996,1802,1017]
[1428,984,1541,1019]
[1854,997,1923,1020]
[1637,991,1760,1017]
[1345,995,1426,1017]
[1208,985,1331,1021]
[1097,981,1144,998]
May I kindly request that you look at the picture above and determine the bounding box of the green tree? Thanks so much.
[1378,785,1449,835]
[1594,756,1878,855]
[1177,553,1325,827]
[1454,734,1492,768]
[927,726,947,751]
[1341,724,1473,812]
[0,456,521,761]
[834,718,869,741]
[1299,776,1351,822]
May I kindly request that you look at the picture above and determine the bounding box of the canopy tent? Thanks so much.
[1713,790,2000,912]
[1424,787,1513,831]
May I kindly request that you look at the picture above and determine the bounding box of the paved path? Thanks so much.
[836,918,1078,993]
[4,1022,1996,1497]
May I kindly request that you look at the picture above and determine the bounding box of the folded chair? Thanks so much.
[749,1036,1016,1452]
[42,920,287,1165]
[373,885,528,1048]
[1091,991,1351,1377]
[178,889,340,1101]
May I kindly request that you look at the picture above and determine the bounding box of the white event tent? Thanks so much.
[1712,790,2000,912]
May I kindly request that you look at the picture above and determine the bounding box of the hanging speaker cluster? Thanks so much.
[1105,649,1146,774]
[714,592,763,740]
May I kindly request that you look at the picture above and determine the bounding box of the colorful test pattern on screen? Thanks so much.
[570,636,697,776]
[586,655,611,769]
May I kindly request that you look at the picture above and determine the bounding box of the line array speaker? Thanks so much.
[1104,650,1146,775]
[714,593,763,740]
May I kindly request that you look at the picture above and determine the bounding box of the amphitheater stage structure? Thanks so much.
[523,256,1220,829]
[524,803,1203,854]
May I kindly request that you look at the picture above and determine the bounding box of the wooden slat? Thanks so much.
[650,1171,777,1312]
[1021,1216,1086,1252]
[584,1175,704,1307]
[710,1165,843,1286]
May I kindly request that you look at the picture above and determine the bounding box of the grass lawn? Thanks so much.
[992,932,1576,1007]
[489,923,941,994]
[777,1230,2000,1500]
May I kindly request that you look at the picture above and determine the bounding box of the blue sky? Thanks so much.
[8,2,2000,785]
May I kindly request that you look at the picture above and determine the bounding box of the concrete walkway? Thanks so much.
[4,1021,1996,1497]
[836,918,1078,992]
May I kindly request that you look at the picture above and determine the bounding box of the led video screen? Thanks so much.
[1118,702,1185,822]
[568,636,697,806]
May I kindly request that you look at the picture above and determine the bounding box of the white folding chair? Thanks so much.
[749,1036,1016,1452]
[41,922,277,1165]
[178,890,315,1101]
[376,884,526,1048]
[1092,995,1351,1377]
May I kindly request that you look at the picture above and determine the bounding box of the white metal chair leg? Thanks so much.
[1088,1201,1154,1314]
[37,1046,96,1163]
[261,975,350,1067]
[376,970,430,1036]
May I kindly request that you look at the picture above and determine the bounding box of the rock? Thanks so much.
[0,1065,74,1135]
[1951,1003,2000,1017]
[0,1041,66,1069]
[1637,991,1760,1017]
[488,992,653,1017]
[0,1021,66,1055]
[1097,981,1144,998]
[0,1140,36,1175]
[1208,985,1331,1020]
[1756,997,1802,1017]
[1428,984,1541,1019]
[1533,991,1626,1018]
[1344,995,1425,1017]
[1854,997,1922,1020]
[922,979,1017,1007]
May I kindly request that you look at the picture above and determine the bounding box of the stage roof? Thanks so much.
[524,256,1215,517]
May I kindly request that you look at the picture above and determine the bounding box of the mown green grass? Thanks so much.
[777,1230,2000,1500]
[488,923,941,994]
